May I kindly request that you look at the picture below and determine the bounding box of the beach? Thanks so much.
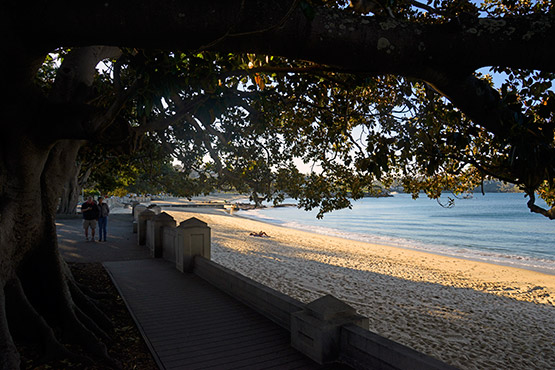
[160,205,554,370]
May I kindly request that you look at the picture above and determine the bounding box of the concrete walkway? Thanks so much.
[57,213,343,369]
[57,213,151,262]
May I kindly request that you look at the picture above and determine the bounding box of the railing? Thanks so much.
[340,324,457,370]
[193,256,304,330]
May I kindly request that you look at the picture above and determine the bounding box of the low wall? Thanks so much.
[162,227,177,263]
[193,256,304,330]
[193,257,456,369]
[340,324,458,370]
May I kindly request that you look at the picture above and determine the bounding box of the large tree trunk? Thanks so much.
[57,156,90,215]
[57,159,81,215]
[0,136,114,368]
[0,45,122,367]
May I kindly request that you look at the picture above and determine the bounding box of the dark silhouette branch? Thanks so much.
[527,191,555,219]
[134,95,208,134]
[185,114,225,174]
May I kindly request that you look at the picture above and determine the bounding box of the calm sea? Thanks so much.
[239,193,555,274]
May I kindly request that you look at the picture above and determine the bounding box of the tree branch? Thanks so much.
[19,1,553,73]
[526,191,555,219]
[198,0,301,50]
[43,47,123,141]
[184,114,224,174]
[134,94,208,134]
[424,72,518,138]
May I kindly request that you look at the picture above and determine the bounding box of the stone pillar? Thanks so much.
[291,294,369,364]
[162,227,177,263]
[146,212,176,258]
[175,217,211,272]
[134,204,147,221]
[131,201,140,216]
[147,204,162,215]
[133,204,147,233]
[137,209,155,245]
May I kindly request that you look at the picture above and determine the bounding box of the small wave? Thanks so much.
[240,209,285,223]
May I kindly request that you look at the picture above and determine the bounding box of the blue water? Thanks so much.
[239,193,555,274]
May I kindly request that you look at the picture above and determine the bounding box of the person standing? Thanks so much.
[81,196,100,242]
[97,196,110,242]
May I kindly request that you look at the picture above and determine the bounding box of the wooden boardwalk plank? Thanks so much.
[164,341,297,366]
[138,317,281,345]
[157,333,283,358]
[154,328,286,356]
[104,259,331,370]
[140,310,270,332]
[173,347,308,370]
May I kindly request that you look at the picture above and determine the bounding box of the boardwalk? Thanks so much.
[58,214,346,369]
[104,259,338,370]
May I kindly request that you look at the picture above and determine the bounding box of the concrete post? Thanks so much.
[147,204,162,215]
[175,217,211,272]
[131,201,140,217]
[133,204,147,233]
[291,294,369,364]
[134,205,147,221]
[146,212,176,258]
[137,209,155,245]
[162,227,178,263]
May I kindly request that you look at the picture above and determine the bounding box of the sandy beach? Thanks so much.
[159,203,554,370]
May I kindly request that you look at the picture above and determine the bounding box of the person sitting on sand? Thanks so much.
[249,231,270,237]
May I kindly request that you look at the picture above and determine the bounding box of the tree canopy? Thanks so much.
[9,0,554,216]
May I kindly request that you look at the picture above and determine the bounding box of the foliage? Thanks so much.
[79,134,199,197]
[82,188,101,198]
[40,0,555,218]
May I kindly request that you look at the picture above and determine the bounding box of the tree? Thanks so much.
[73,136,180,201]
[1,0,554,367]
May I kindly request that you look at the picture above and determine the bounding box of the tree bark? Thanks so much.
[0,46,122,365]
[10,1,554,74]
[57,145,88,215]
[0,132,114,365]
[0,287,19,369]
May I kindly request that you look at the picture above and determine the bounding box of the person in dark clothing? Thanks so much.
[97,196,110,242]
[81,196,100,242]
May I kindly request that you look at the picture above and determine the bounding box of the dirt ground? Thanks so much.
[18,262,158,370]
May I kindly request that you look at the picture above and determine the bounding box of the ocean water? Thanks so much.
[239,193,555,274]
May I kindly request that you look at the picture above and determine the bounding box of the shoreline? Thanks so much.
[173,207,555,303]
[145,193,555,276]
[160,206,554,369]
[237,209,555,276]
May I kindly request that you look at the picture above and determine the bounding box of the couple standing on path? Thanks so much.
[82,196,110,242]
